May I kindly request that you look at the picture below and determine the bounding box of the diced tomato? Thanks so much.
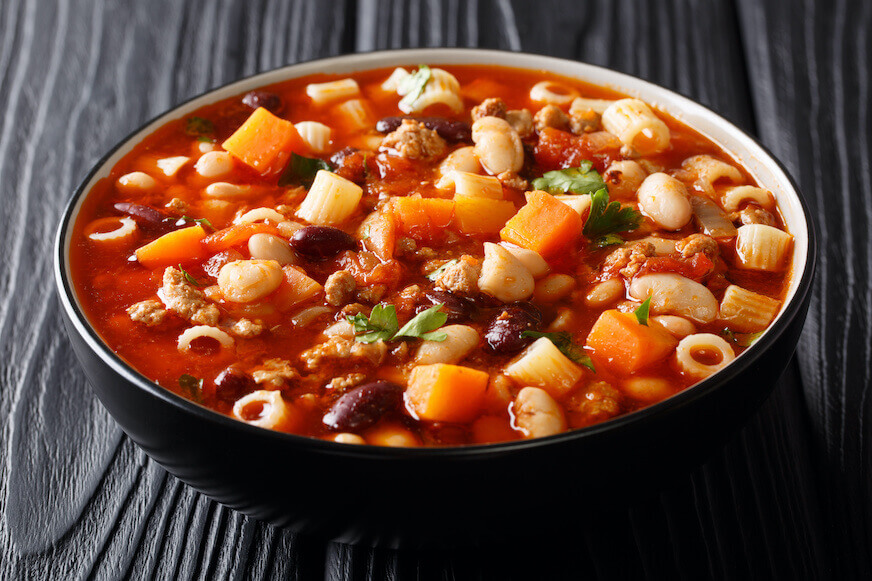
[533,128,622,173]
[637,253,714,282]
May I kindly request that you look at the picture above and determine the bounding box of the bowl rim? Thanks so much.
[54,47,817,458]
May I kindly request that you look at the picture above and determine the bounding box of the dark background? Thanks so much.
[1,0,870,578]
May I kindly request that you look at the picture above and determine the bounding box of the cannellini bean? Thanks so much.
[513,387,566,438]
[277,220,305,238]
[471,116,524,175]
[675,333,736,379]
[205,182,254,199]
[636,236,679,255]
[117,171,156,193]
[438,146,481,177]
[478,242,534,302]
[235,207,286,224]
[332,433,366,445]
[248,233,296,265]
[198,141,217,153]
[533,274,576,302]
[605,160,647,199]
[585,278,624,308]
[622,377,673,402]
[415,325,479,365]
[195,151,234,178]
[629,273,718,323]
[366,423,420,447]
[636,172,693,230]
[217,259,283,302]
[177,325,234,352]
[650,315,696,338]
[499,243,550,278]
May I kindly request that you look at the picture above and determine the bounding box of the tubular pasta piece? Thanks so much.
[381,67,410,91]
[718,284,781,332]
[570,96,615,114]
[177,325,234,352]
[675,333,735,379]
[735,224,793,271]
[306,78,360,105]
[336,99,373,131]
[234,207,286,225]
[233,390,291,429]
[681,155,744,185]
[296,170,362,225]
[398,68,463,114]
[86,217,137,242]
[294,121,332,153]
[529,81,579,106]
[601,99,671,155]
[721,186,775,212]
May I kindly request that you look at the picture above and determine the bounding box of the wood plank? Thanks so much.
[737,0,872,577]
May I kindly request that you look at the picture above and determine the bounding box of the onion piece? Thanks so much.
[690,196,737,239]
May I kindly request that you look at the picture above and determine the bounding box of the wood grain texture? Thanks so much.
[0,0,860,578]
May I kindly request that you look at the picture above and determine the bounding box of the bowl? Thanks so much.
[54,48,816,546]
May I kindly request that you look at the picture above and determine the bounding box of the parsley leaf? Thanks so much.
[278,153,332,187]
[634,296,651,326]
[592,233,625,249]
[721,328,764,347]
[583,187,642,240]
[347,303,399,343]
[426,259,458,281]
[178,374,204,403]
[398,65,432,111]
[393,304,448,342]
[531,162,606,196]
[178,215,215,231]
[178,264,202,287]
[522,331,595,372]
[185,116,215,141]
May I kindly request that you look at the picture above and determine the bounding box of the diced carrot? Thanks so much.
[221,107,306,175]
[500,189,583,257]
[585,310,678,374]
[202,222,280,253]
[361,211,396,261]
[471,415,519,444]
[406,364,489,423]
[135,225,206,269]
[390,196,455,241]
[454,195,517,235]
[272,266,323,311]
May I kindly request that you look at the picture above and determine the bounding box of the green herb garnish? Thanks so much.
[583,187,642,240]
[592,233,625,249]
[347,302,448,343]
[522,331,595,372]
[179,215,215,231]
[721,328,764,347]
[278,152,332,187]
[426,259,458,281]
[178,264,202,287]
[178,374,204,402]
[634,296,651,326]
[398,65,432,111]
[531,161,607,195]
[185,116,215,140]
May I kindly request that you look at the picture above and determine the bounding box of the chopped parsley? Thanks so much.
[278,153,332,187]
[426,259,458,281]
[178,374,204,402]
[531,161,606,195]
[583,187,642,243]
[178,264,202,287]
[185,116,215,141]
[634,296,652,326]
[721,328,764,347]
[347,302,448,343]
[398,65,432,111]
[522,331,595,372]
[178,215,215,231]
[591,233,625,249]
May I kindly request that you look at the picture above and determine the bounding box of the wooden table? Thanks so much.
[1,0,868,578]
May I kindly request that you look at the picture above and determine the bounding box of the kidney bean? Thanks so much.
[417,289,477,323]
[376,116,472,142]
[323,381,404,431]
[330,147,367,183]
[289,226,357,260]
[242,90,282,113]
[214,367,256,402]
[114,202,176,233]
[484,303,543,354]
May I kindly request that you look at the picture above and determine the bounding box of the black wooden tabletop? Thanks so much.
[1,0,869,578]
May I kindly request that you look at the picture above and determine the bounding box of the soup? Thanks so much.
[70,64,792,446]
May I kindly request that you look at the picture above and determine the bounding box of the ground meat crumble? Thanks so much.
[157,267,220,325]
[380,119,447,162]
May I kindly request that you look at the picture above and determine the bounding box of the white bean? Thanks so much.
[513,387,566,438]
[478,242,534,302]
[248,233,296,265]
[195,151,234,178]
[472,116,524,175]
[499,243,550,278]
[533,274,576,302]
[205,182,254,199]
[604,160,647,199]
[636,172,692,230]
[629,273,718,323]
[117,171,156,193]
[218,260,283,303]
[585,278,624,308]
[650,315,696,338]
[675,333,735,379]
[332,433,366,445]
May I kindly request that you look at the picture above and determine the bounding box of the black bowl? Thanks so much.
[54,49,816,547]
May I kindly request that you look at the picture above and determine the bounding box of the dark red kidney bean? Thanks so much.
[330,147,367,183]
[289,226,357,260]
[114,202,176,233]
[376,116,472,142]
[242,90,282,113]
[214,366,256,403]
[484,303,543,354]
[323,381,404,431]
[417,289,477,323]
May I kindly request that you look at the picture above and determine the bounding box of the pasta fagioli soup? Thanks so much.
[70,64,793,446]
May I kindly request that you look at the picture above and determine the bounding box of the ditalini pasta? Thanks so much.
[70,64,794,446]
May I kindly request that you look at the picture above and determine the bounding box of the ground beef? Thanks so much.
[126,299,167,327]
[164,198,188,213]
[602,242,656,279]
[230,318,264,338]
[300,337,388,371]
[471,98,507,121]
[434,255,481,296]
[675,233,719,260]
[252,358,299,388]
[569,107,600,134]
[356,284,387,304]
[326,372,367,391]
[324,270,356,306]
[567,381,622,424]
[505,109,533,138]
[533,105,569,132]
[158,267,220,325]
[381,119,447,162]
[497,170,528,191]
[732,206,777,226]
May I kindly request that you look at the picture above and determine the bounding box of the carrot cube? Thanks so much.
[454,195,517,235]
[585,310,678,374]
[500,189,583,257]
[135,225,206,269]
[221,107,306,175]
[406,364,489,423]
[390,196,455,241]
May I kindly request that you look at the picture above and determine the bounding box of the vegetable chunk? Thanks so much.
[585,309,678,374]
[406,364,489,423]
[500,189,583,257]
[135,225,207,269]
[222,107,306,175]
